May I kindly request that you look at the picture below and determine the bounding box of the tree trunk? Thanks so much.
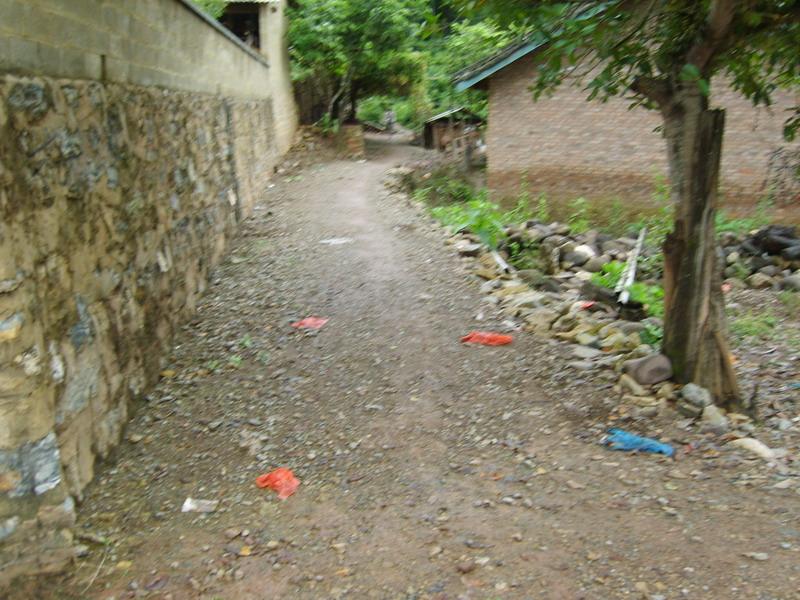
[661,88,742,409]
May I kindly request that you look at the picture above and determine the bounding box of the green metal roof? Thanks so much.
[454,38,545,92]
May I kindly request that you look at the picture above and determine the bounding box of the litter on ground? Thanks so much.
[460,331,513,346]
[256,467,300,499]
[602,428,674,457]
[291,317,329,330]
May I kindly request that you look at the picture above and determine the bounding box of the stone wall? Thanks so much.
[486,54,800,207]
[0,0,294,586]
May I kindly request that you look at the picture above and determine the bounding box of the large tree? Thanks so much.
[456,0,799,408]
[289,0,427,122]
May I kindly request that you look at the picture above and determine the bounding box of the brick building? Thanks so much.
[455,40,800,208]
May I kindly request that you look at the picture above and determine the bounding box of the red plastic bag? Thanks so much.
[256,468,300,499]
[291,317,329,330]
[460,331,513,346]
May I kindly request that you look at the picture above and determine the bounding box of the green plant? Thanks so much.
[430,195,506,248]
[535,194,551,223]
[567,197,590,233]
[715,198,773,236]
[206,359,221,372]
[228,355,243,368]
[730,311,778,340]
[315,113,340,135]
[640,323,664,348]
[778,290,800,311]
[605,198,627,236]
[591,262,665,318]
[239,334,254,349]
[257,351,271,365]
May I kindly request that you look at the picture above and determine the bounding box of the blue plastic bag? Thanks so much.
[603,428,674,457]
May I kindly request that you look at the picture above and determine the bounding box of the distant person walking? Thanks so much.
[384,109,396,133]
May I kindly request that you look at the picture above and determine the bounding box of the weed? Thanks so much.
[591,262,665,318]
[429,194,530,249]
[716,198,773,236]
[205,359,221,372]
[257,351,271,365]
[729,311,777,340]
[640,323,664,348]
[778,290,800,311]
[567,197,590,233]
[239,334,254,349]
[535,194,550,223]
[228,355,243,368]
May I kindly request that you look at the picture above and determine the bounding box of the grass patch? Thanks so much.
[729,310,778,340]
[778,290,800,311]
[429,195,530,248]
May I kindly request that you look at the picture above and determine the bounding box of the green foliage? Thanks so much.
[566,197,590,234]
[778,290,800,311]
[426,20,517,116]
[455,2,799,139]
[730,311,778,340]
[591,262,665,318]
[189,0,227,19]
[640,323,664,348]
[430,194,507,248]
[715,199,774,236]
[534,194,550,223]
[289,0,426,121]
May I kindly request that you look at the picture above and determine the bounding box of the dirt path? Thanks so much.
[23,139,800,600]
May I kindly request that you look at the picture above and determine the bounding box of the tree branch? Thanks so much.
[630,76,671,107]
[687,0,738,73]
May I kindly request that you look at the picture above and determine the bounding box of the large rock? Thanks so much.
[681,383,713,408]
[746,272,773,289]
[583,254,611,273]
[782,274,800,291]
[524,308,559,334]
[622,354,673,385]
[563,244,597,267]
[701,405,730,433]
[456,240,482,257]
[517,269,549,288]
[782,245,800,261]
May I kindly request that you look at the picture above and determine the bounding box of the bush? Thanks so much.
[591,262,665,318]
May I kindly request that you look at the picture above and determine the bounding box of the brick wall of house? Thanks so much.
[487,54,799,208]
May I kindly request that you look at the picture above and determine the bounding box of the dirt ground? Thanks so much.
[15,138,800,600]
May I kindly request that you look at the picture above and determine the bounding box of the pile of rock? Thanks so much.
[721,224,800,291]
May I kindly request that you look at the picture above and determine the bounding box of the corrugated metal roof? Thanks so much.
[424,107,483,124]
[454,38,545,92]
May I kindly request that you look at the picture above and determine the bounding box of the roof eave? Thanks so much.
[454,40,544,92]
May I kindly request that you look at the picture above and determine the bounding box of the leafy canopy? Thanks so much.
[188,0,228,19]
[289,0,427,105]
[455,1,800,138]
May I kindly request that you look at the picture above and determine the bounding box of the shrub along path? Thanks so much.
[21,138,800,599]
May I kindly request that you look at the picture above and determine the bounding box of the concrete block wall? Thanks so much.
[0,0,295,586]
[486,54,799,206]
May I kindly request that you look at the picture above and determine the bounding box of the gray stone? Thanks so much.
[619,321,646,335]
[681,383,713,408]
[781,274,800,291]
[517,269,549,288]
[0,433,62,497]
[68,296,94,350]
[583,255,611,273]
[7,82,50,120]
[746,272,773,289]
[619,373,647,396]
[575,332,599,347]
[622,354,673,385]
[0,516,20,542]
[677,400,703,418]
[57,360,100,425]
[572,345,603,359]
[701,405,729,433]
[0,313,24,342]
[455,241,482,257]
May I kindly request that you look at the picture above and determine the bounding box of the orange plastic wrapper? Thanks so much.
[291,317,329,330]
[460,331,513,346]
[256,468,300,499]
